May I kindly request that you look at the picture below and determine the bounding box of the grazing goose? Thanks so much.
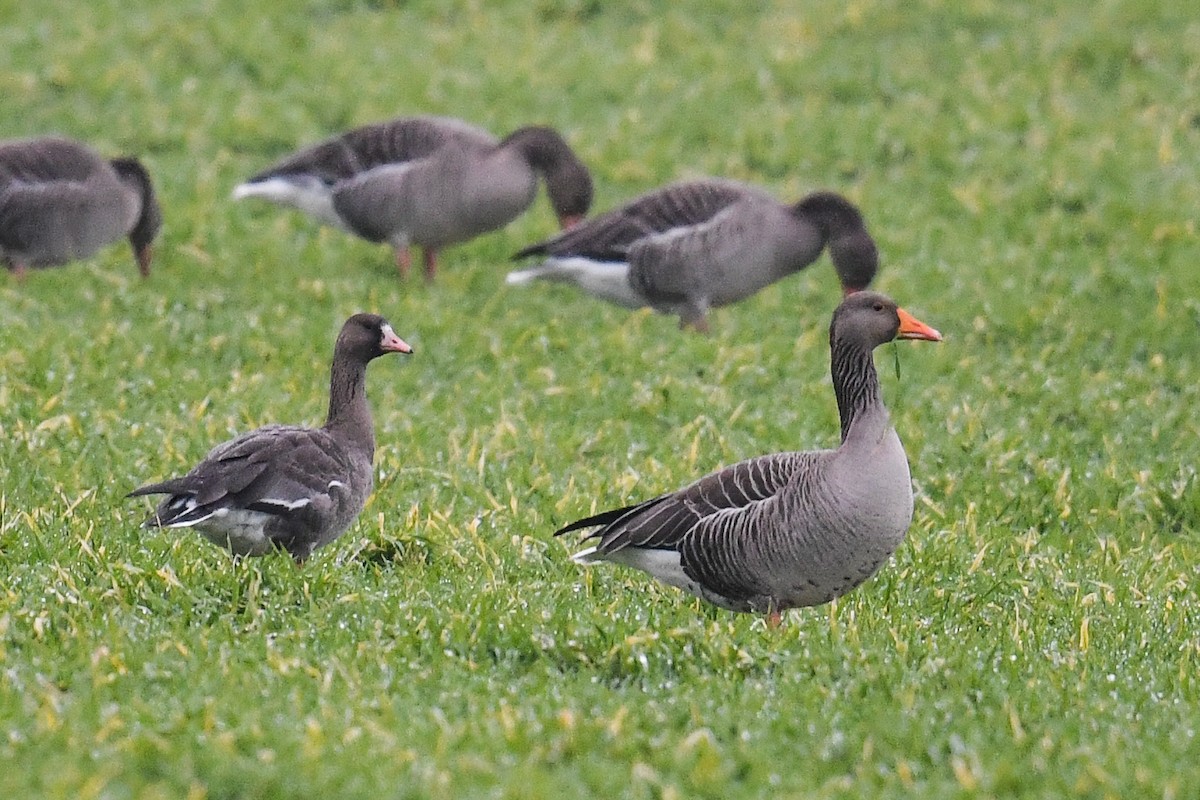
[0,136,162,278]
[128,314,412,562]
[555,291,941,626]
[506,179,878,332]
[232,115,594,280]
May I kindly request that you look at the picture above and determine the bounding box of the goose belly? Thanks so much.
[760,449,913,609]
[457,175,537,237]
[174,508,280,557]
[764,524,905,610]
[408,156,536,247]
[708,237,823,308]
[4,195,130,266]
[591,546,707,595]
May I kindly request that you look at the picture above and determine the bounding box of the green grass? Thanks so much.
[2,0,1199,797]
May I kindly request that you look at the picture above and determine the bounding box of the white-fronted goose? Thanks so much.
[0,136,162,278]
[555,291,941,626]
[128,314,412,562]
[506,179,878,332]
[233,115,594,280]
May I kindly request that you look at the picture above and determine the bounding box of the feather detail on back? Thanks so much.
[514,179,751,261]
[244,117,498,185]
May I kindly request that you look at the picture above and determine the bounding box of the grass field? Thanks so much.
[2,0,1199,797]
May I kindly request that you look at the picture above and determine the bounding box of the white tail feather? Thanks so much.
[230,183,259,201]
[231,177,343,227]
[505,258,645,308]
[570,546,602,563]
[505,265,558,285]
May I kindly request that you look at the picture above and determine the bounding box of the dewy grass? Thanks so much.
[2,0,1198,797]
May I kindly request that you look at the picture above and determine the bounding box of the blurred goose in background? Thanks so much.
[129,314,412,563]
[0,136,162,279]
[233,115,593,280]
[507,179,878,332]
[555,291,941,626]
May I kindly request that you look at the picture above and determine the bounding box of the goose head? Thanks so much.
[110,157,162,277]
[829,291,942,352]
[336,313,414,363]
[504,126,594,229]
[792,191,879,294]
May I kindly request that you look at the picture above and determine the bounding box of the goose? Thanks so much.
[232,115,594,280]
[0,136,162,278]
[506,179,878,332]
[128,314,412,562]
[554,291,941,626]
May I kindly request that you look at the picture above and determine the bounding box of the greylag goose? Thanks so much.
[0,136,162,278]
[506,179,878,332]
[232,115,594,280]
[555,291,941,626]
[128,314,412,562]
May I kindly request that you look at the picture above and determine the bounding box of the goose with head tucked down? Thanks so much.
[233,116,593,280]
[507,178,878,332]
[128,314,413,563]
[0,136,162,279]
[555,292,941,626]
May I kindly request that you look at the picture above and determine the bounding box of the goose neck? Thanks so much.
[324,356,373,449]
[831,339,885,443]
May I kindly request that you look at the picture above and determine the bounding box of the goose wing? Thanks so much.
[557,451,820,551]
[246,116,497,185]
[128,425,357,537]
[514,179,751,261]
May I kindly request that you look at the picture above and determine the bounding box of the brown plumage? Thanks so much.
[507,178,878,331]
[0,136,162,278]
[233,116,593,279]
[128,314,412,563]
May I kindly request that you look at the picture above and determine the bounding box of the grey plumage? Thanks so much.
[0,136,162,277]
[233,116,593,279]
[507,179,879,331]
[555,291,942,623]
[128,314,413,562]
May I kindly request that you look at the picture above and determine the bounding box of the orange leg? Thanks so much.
[766,608,782,629]
[395,246,412,278]
[422,248,438,282]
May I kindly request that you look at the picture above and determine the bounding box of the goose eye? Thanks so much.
[872,302,884,312]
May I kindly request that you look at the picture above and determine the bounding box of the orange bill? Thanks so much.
[896,308,943,341]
